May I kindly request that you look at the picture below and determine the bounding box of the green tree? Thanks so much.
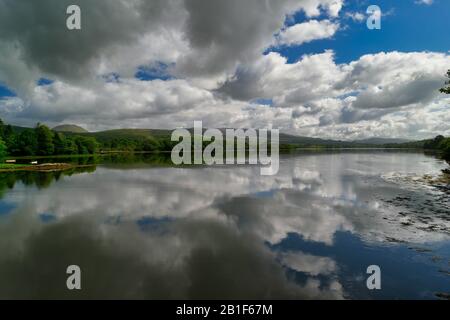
[424,135,445,149]
[0,138,7,161]
[35,124,55,155]
[0,118,5,139]
[0,119,14,150]
[141,138,159,152]
[64,137,79,154]
[53,132,67,155]
[440,69,450,94]
[16,130,38,155]
[84,137,100,154]
[438,138,450,161]
[74,136,99,154]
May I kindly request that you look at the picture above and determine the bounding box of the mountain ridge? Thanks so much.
[53,124,88,133]
[6,123,431,147]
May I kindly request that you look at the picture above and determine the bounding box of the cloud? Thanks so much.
[175,0,341,81]
[275,20,340,47]
[218,51,342,104]
[1,78,216,126]
[300,0,343,18]
[2,50,449,139]
[176,0,301,78]
[415,0,433,5]
[280,252,337,276]
[340,51,450,109]
[345,12,365,22]
[0,0,187,93]
[0,0,343,92]
[216,50,450,138]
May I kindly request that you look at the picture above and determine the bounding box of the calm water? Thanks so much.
[0,151,449,300]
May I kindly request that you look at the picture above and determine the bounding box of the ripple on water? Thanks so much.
[380,172,450,237]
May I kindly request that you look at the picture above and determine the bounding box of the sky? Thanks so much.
[0,0,449,140]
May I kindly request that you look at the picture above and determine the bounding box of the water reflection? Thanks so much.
[0,151,449,299]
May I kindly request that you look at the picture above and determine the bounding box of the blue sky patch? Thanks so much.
[37,78,54,86]
[137,216,172,232]
[251,98,274,106]
[135,62,175,81]
[0,84,17,98]
[39,213,57,223]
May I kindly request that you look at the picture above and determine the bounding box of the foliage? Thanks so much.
[423,135,450,161]
[440,69,450,94]
[0,138,7,161]
[423,135,445,150]
[438,137,450,161]
[74,136,100,154]
[0,119,100,157]
[17,129,39,155]
[0,166,96,198]
[35,123,55,155]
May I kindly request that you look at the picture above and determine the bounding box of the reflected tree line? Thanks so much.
[0,153,174,198]
[0,166,96,198]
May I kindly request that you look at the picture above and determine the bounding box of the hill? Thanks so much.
[78,129,173,151]
[53,124,88,133]
[11,125,29,133]
[5,122,446,152]
[353,138,411,145]
[279,133,352,147]
[82,129,171,145]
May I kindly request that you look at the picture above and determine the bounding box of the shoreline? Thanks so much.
[0,163,95,173]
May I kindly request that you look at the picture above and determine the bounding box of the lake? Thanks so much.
[0,151,449,299]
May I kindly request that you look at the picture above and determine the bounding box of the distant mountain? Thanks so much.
[86,129,413,148]
[353,138,412,145]
[279,133,347,146]
[83,129,171,145]
[11,125,29,133]
[6,122,433,149]
[53,124,88,133]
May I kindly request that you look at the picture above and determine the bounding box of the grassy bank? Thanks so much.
[0,162,94,173]
[0,163,28,170]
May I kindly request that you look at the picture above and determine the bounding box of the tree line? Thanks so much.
[438,69,450,161]
[424,135,450,161]
[0,118,448,162]
[0,119,99,158]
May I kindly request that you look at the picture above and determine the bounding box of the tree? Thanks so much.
[35,124,55,155]
[440,69,450,94]
[17,130,38,155]
[438,137,450,162]
[74,136,99,154]
[0,119,11,139]
[0,119,14,152]
[53,132,67,155]
[141,138,159,152]
[0,138,7,161]
[424,135,445,149]
[64,138,79,155]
